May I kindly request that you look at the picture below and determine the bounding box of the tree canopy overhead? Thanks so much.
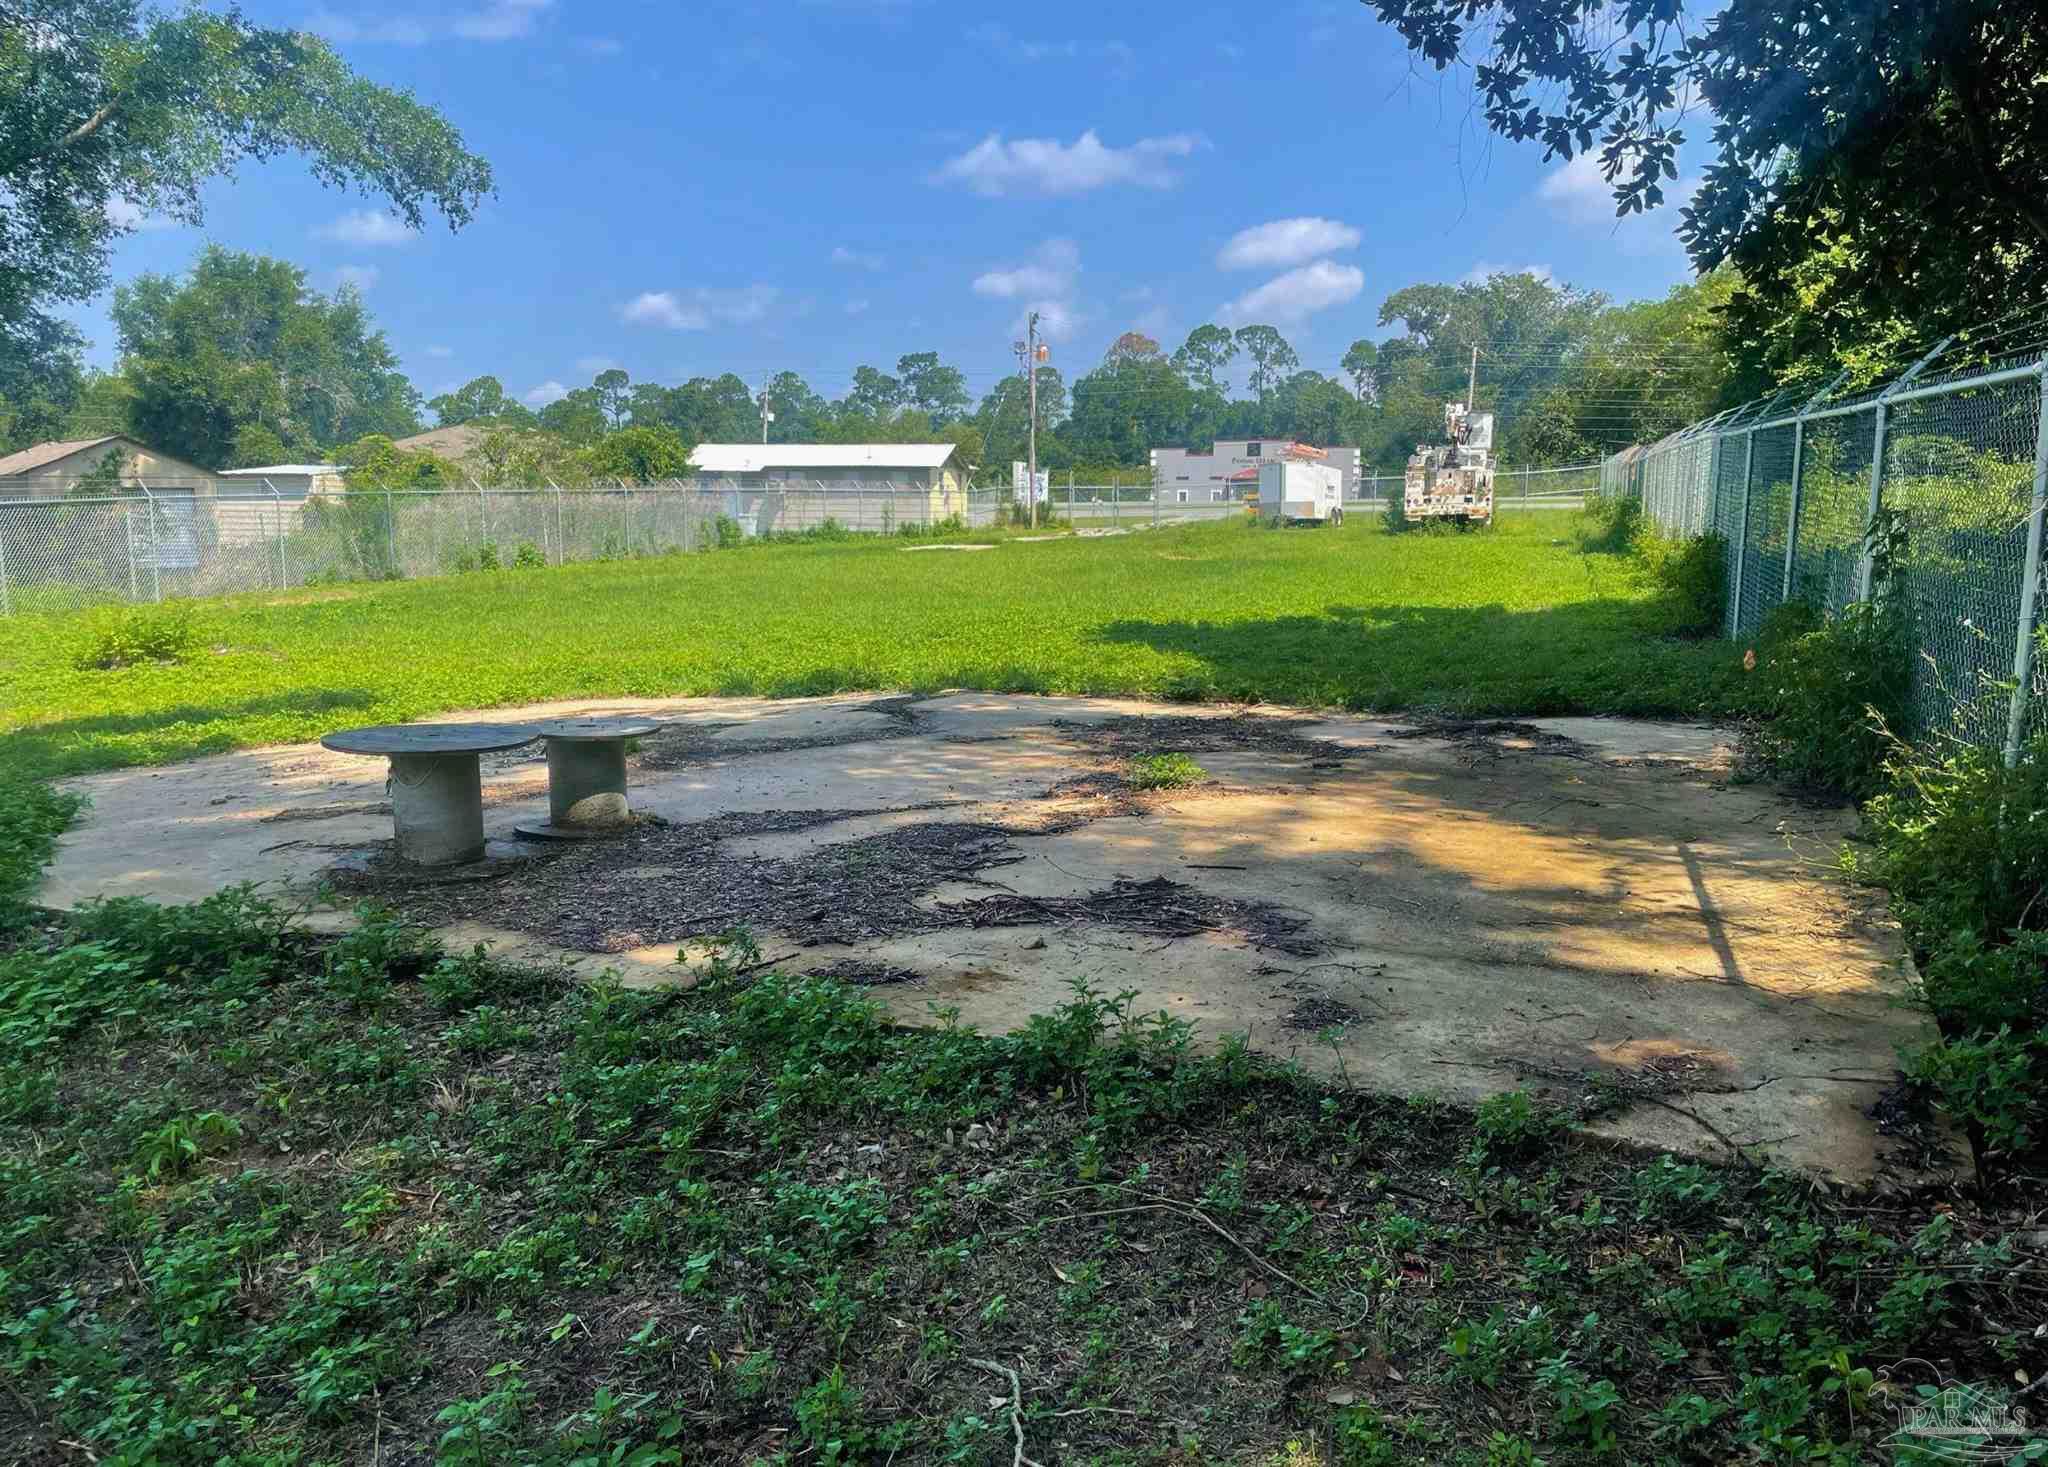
[1354,0,2048,385]
[0,0,492,342]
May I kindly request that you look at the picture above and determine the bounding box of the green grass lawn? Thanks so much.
[0,515,1748,782]
[0,898,2029,1465]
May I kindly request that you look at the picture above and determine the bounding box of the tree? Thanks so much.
[844,365,904,421]
[761,371,828,441]
[1341,339,1380,401]
[1106,331,1163,363]
[111,246,420,468]
[592,369,632,429]
[427,375,531,428]
[1171,324,1237,392]
[895,353,970,423]
[588,425,690,483]
[1354,0,2048,382]
[228,423,289,468]
[537,390,605,446]
[1232,325,1300,404]
[0,312,84,451]
[0,0,491,372]
[338,433,456,490]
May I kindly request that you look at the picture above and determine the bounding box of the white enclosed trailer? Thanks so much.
[1257,459,1345,525]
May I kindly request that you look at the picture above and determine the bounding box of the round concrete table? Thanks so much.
[321,723,541,866]
[516,716,666,840]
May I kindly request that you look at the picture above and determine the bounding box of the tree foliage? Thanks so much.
[0,0,491,362]
[110,246,420,469]
[1355,0,2048,384]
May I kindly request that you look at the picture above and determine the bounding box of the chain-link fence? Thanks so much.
[0,481,1003,615]
[0,462,1604,617]
[1598,329,2048,761]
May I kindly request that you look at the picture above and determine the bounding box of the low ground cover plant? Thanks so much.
[0,517,1748,782]
[2,894,2042,1462]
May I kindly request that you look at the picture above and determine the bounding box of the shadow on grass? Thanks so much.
[1094,599,1748,719]
[2,688,378,781]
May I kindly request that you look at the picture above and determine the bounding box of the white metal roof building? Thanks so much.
[218,464,348,499]
[688,442,966,488]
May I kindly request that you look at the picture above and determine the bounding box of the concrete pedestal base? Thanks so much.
[320,723,542,869]
[388,753,486,866]
[548,737,631,828]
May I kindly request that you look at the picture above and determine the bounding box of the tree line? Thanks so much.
[6,0,2034,486]
[3,240,1738,487]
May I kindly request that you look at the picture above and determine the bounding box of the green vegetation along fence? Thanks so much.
[1600,329,2048,760]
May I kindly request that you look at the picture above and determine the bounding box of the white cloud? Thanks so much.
[305,1,549,44]
[452,0,552,41]
[932,129,1201,196]
[1218,217,1360,270]
[424,345,455,358]
[314,208,416,246]
[1461,262,1555,285]
[967,24,1133,73]
[333,264,381,292]
[524,380,569,406]
[1220,259,1364,325]
[1015,300,1082,343]
[972,238,1079,300]
[1537,151,1615,225]
[303,9,431,44]
[845,298,871,316]
[831,246,885,271]
[621,285,780,331]
[103,197,173,232]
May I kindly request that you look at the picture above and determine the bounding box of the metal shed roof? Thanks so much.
[689,443,959,474]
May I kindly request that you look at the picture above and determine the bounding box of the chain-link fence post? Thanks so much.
[264,482,285,589]
[1856,400,1891,605]
[554,484,566,565]
[137,481,162,603]
[385,491,396,578]
[2006,362,2048,765]
[1729,431,1756,638]
[0,506,11,616]
[1781,417,1806,602]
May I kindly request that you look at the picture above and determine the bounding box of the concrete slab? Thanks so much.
[38,695,1936,1183]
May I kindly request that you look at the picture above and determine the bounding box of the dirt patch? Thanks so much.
[935,875,1319,956]
[806,958,926,986]
[1053,712,1360,763]
[1282,992,1363,1031]
[260,799,392,824]
[633,694,926,770]
[1389,718,1595,760]
[326,807,1323,959]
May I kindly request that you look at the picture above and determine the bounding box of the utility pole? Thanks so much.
[758,375,774,444]
[1013,312,1046,528]
[1467,346,1479,410]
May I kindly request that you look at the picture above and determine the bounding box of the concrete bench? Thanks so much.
[321,723,541,866]
[515,716,666,840]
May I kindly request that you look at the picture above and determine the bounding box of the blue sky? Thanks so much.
[73,0,1705,411]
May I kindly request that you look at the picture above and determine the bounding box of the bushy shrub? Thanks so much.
[1857,724,2048,945]
[511,541,544,569]
[1634,526,1727,637]
[73,603,200,670]
[1744,597,1914,798]
[712,515,745,549]
[1578,493,1643,554]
